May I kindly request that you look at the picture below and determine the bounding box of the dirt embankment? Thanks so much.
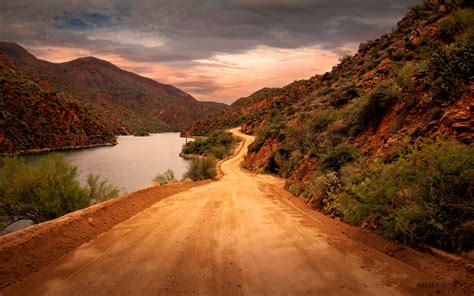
[0,180,210,289]
[1,128,472,295]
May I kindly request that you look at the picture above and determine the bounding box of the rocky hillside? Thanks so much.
[185,0,474,253]
[0,42,226,135]
[0,54,116,154]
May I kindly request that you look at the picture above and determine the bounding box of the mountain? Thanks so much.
[184,0,474,252]
[0,42,226,135]
[0,53,116,154]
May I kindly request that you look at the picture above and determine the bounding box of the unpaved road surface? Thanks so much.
[3,129,466,295]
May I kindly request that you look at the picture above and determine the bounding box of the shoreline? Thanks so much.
[1,142,118,157]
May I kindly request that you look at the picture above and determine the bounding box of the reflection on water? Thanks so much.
[22,133,189,193]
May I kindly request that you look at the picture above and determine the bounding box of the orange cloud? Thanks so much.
[27,44,356,104]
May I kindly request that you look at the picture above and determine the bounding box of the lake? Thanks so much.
[23,133,190,193]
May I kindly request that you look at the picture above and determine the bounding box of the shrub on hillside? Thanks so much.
[153,169,176,185]
[429,31,474,102]
[350,82,399,135]
[321,143,360,172]
[0,154,119,224]
[346,139,474,252]
[437,8,474,42]
[248,109,285,152]
[184,155,217,181]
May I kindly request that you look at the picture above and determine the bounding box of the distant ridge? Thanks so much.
[0,42,227,135]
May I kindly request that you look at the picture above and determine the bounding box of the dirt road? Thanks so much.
[2,128,462,295]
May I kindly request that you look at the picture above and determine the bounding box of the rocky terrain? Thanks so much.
[184,0,474,253]
[0,54,116,154]
[0,42,226,138]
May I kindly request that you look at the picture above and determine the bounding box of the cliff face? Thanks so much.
[0,54,116,154]
[0,43,227,135]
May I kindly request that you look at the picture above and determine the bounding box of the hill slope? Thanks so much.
[184,0,474,252]
[0,42,226,135]
[0,54,116,154]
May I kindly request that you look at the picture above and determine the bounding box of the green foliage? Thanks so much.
[390,49,406,61]
[248,109,286,152]
[184,155,217,181]
[0,154,119,223]
[86,174,120,203]
[153,169,176,185]
[308,110,337,133]
[266,147,302,177]
[321,143,360,172]
[182,130,237,159]
[437,8,474,42]
[301,172,341,210]
[428,32,474,102]
[346,140,474,252]
[351,82,399,135]
[394,63,416,97]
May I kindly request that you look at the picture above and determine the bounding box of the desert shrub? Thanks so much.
[308,110,337,133]
[266,147,302,177]
[282,109,338,157]
[428,33,474,102]
[248,109,285,152]
[301,172,341,209]
[437,8,474,42]
[86,174,120,203]
[0,154,119,223]
[346,139,474,252]
[184,155,217,181]
[350,82,399,135]
[390,49,406,61]
[182,130,237,159]
[153,169,176,185]
[394,63,416,93]
[321,143,360,172]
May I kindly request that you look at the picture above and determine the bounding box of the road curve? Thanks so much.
[4,128,428,295]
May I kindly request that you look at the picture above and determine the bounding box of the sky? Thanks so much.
[0,0,418,104]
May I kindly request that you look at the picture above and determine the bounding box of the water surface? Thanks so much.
[24,133,189,193]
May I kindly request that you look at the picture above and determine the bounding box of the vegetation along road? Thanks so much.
[2,128,467,295]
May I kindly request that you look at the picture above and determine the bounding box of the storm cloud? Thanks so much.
[0,0,419,103]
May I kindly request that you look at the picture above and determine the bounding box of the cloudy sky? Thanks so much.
[0,0,418,104]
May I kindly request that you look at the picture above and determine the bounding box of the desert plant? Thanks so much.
[86,174,120,203]
[437,8,474,42]
[350,82,399,135]
[428,33,474,102]
[182,130,237,159]
[346,139,474,252]
[184,155,217,181]
[153,169,176,185]
[0,154,119,223]
[321,143,360,172]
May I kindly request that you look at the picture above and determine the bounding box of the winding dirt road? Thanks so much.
[3,128,454,295]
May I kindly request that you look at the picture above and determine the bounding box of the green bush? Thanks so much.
[184,155,217,181]
[308,110,337,133]
[390,49,406,61]
[153,169,176,185]
[437,8,474,42]
[346,139,474,252]
[248,109,285,152]
[394,63,416,93]
[182,130,237,159]
[351,82,399,135]
[321,143,360,172]
[428,33,474,102]
[0,154,119,223]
